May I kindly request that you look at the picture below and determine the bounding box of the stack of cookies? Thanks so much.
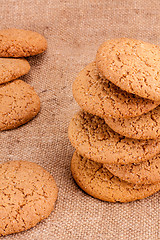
[0,28,47,131]
[69,38,160,203]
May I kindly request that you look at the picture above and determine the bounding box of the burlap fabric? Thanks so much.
[1,0,160,239]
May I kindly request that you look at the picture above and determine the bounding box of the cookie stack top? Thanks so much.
[96,38,160,101]
[69,38,160,203]
[0,28,47,57]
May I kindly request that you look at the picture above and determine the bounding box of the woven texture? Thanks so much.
[1,0,160,239]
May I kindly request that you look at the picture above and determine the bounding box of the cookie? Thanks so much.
[104,105,160,140]
[0,160,58,236]
[104,154,160,185]
[71,152,160,202]
[0,58,30,84]
[0,28,47,57]
[68,111,160,164]
[96,38,160,101]
[0,79,40,130]
[73,62,159,118]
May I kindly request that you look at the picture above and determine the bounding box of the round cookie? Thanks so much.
[0,79,40,130]
[104,105,160,140]
[104,154,160,185]
[0,58,30,84]
[0,160,58,236]
[96,38,160,101]
[68,111,160,164]
[71,152,160,202]
[0,28,47,57]
[73,62,159,118]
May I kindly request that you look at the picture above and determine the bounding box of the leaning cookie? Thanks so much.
[96,38,160,101]
[73,62,159,118]
[0,58,30,84]
[68,111,160,164]
[104,153,160,185]
[104,105,160,140]
[0,28,47,57]
[0,79,40,130]
[71,152,160,202]
[0,160,58,236]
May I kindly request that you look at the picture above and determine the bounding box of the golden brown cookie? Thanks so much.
[71,152,160,202]
[0,28,47,57]
[73,62,159,118]
[104,154,160,185]
[68,111,160,164]
[0,58,30,84]
[96,38,160,101]
[0,160,58,236]
[0,79,40,130]
[104,105,160,140]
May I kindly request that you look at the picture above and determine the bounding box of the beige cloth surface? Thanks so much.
[0,0,160,239]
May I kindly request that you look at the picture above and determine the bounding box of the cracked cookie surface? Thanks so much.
[96,38,160,101]
[71,152,160,202]
[0,160,58,236]
[68,111,160,164]
[0,79,40,130]
[104,154,160,185]
[104,105,160,140]
[0,58,30,84]
[0,28,47,57]
[73,62,159,118]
